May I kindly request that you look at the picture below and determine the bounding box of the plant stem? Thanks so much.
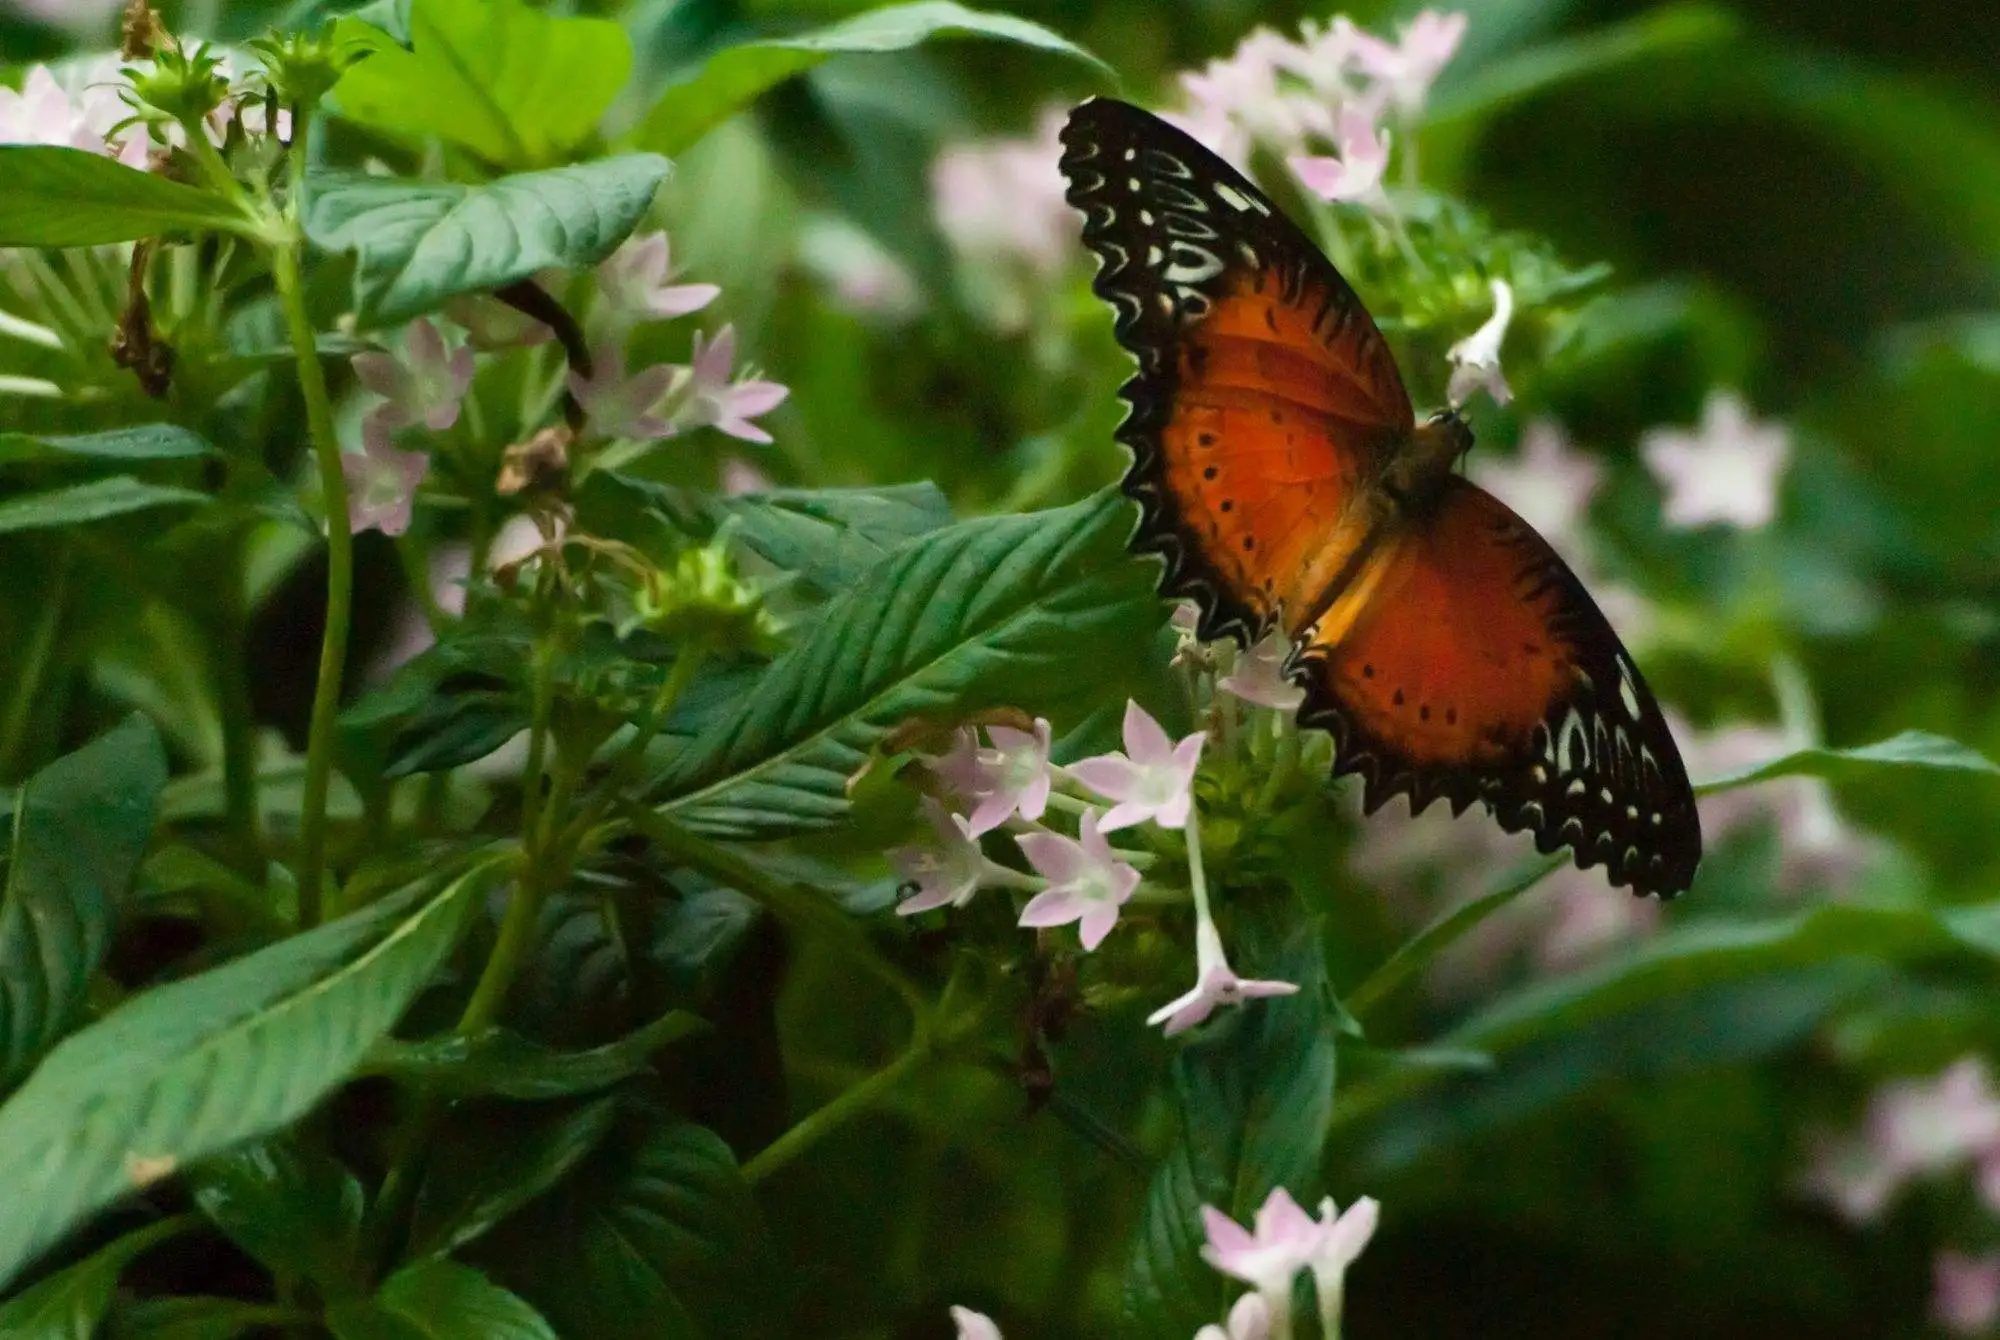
[0,543,71,781]
[275,238,350,928]
[741,1042,925,1185]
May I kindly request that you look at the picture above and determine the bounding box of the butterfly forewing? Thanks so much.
[1058,97,1412,646]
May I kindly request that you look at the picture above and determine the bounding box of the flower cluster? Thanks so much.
[0,51,296,168]
[947,1185,1379,1340]
[338,230,787,536]
[1799,1057,2000,1336]
[928,106,1075,332]
[890,700,1296,1033]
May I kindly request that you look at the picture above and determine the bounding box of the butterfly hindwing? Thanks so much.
[1294,479,1702,896]
[1058,97,1414,646]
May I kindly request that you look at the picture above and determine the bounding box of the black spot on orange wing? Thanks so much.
[1059,97,1413,647]
[1294,479,1701,897]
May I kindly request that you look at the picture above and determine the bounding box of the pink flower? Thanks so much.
[1798,1129,1900,1224]
[352,318,475,432]
[596,231,720,328]
[1532,866,1660,971]
[922,727,989,803]
[1289,107,1389,208]
[931,107,1075,275]
[1195,1292,1274,1340]
[963,718,1054,836]
[1149,915,1299,1036]
[1640,391,1790,530]
[1934,1252,2000,1337]
[1218,630,1303,713]
[569,342,676,441]
[1446,277,1514,408]
[342,413,429,536]
[720,456,774,495]
[1015,810,1141,951]
[1348,10,1468,117]
[1468,420,1604,560]
[797,218,923,321]
[1199,1187,1323,1301]
[1068,700,1206,832]
[949,1306,1002,1340]
[1175,28,1331,163]
[1870,1058,2000,1179]
[891,799,1009,916]
[1682,716,1878,893]
[1309,1194,1381,1334]
[0,62,147,166]
[672,326,789,444]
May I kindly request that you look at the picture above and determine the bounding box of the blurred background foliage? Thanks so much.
[5,0,2000,1335]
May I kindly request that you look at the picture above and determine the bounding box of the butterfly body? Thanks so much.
[1059,97,1702,897]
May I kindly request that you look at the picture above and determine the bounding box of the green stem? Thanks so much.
[0,544,72,781]
[275,237,351,928]
[741,1042,925,1185]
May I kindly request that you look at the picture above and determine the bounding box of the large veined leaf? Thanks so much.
[471,1111,759,1340]
[365,1011,706,1100]
[0,477,209,535]
[706,483,956,595]
[303,156,670,325]
[1123,927,1337,1339]
[633,0,1111,157]
[1695,729,2000,793]
[327,1259,557,1340]
[654,488,1160,837]
[0,425,216,466]
[190,1137,367,1298]
[1,714,168,1088]
[331,0,633,170]
[0,1216,191,1339]
[0,147,253,247]
[1330,898,2000,1145]
[0,864,489,1290]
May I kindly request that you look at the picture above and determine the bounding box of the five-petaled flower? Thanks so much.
[1149,915,1299,1036]
[342,416,430,537]
[1069,701,1206,832]
[962,718,1055,836]
[1200,1187,1324,1304]
[672,326,790,444]
[1015,809,1142,951]
[892,798,1010,916]
[1640,390,1790,530]
[569,342,677,441]
[352,319,476,432]
[1289,107,1390,210]
[1219,630,1304,713]
[1349,9,1468,117]
[596,231,721,329]
[1446,277,1514,408]
[1308,1194,1382,1322]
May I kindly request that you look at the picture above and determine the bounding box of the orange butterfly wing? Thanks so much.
[1297,479,1702,895]
[1059,98,1411,644]
[1059,98,1702,897]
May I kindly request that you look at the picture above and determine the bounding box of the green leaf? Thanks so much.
[330,0,633,169]
[633,0,1111,157]
[655,488,1160,837]
[0,1216,190,1339]
[0,862,492,1291]
[303,155,670,326]
[327,1260,557,1340]
[707,483,956,595]
[1427,3,1740,127]
[189,1137,366,1297]
[1123,925,1337,1339]
[104,1294,286,1339]
[0,476,209,534]
[0,425,217,466]
[408,1097,621,1258]
[0,147,252,247]
[472,1111,759,1340]
[1332,899,2000,1145]
[365,1011,707,1099]
[1695,729,2000,793]
[2,713,168,1087]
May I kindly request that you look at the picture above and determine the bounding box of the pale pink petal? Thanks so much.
[1068,755,1141,801]
[1017,887,1084,929]
[1078,902,1121,950]
[1095,799,1151,833]
[1121,699,1175,766]
[1016,830,1089,885]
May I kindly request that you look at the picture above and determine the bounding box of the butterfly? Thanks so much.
[1058,97,1701,898]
